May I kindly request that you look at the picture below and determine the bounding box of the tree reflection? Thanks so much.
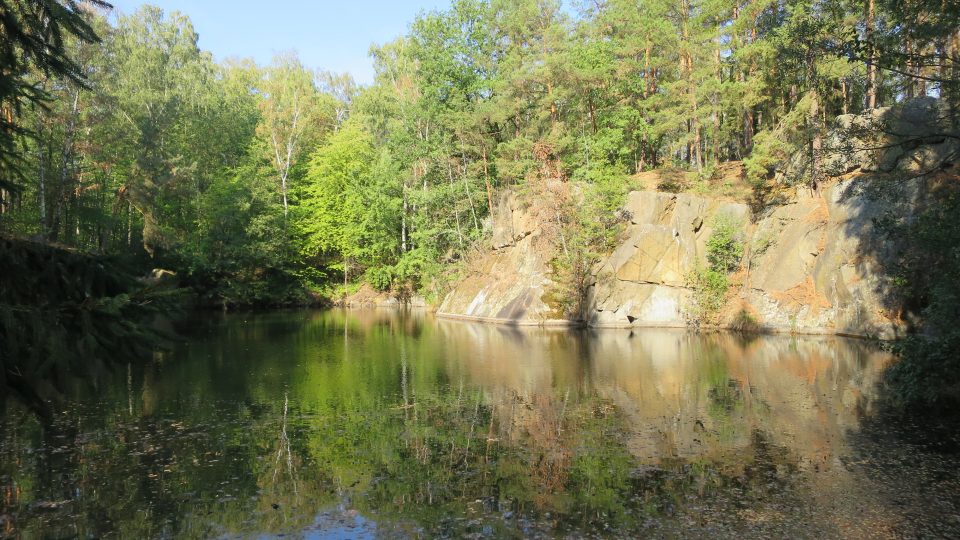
[2,309,945,538]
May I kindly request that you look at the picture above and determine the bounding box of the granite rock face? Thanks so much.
[437,191,569,325]
[588,178,922,337]
[824,96,956,177]
[585,192,749,328]
[438,180,918,337]
[738,179,915,338]
[437,100,952,337]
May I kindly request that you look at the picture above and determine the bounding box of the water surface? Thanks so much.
[2,309,959,538]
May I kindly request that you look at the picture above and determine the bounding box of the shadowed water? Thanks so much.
[1,309,958,538]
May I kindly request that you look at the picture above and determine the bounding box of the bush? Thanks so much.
[688,266,730,321]
[706,214,745,273]
[365,265,396,292]
[687,213,744,323]
[883,332,960,412]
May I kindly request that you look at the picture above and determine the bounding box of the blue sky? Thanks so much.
[107,1,452,84]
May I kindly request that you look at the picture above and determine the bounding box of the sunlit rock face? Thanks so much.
[440,180,914,338]
[588,192,750,328]
[437,102,954,338]
[437,191,567,325]
[586,181,918,338]
[742,180,914,338]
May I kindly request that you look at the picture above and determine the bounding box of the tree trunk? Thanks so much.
[808,47,822,191]
[841,78,849,115]
[446,159,464,249]
[644,42,653,97]
[51,89,81,243]
[482,148,494,221]
[811,93,822,191]
[906,38,915,99]
[951,29,960,126]
[587,95,598,135]
[866,0,877,108]
[744,26,756,151]
[680,0,702,172]
[38,143,47,240]
[713,22,721,164]
[401,189,408,252]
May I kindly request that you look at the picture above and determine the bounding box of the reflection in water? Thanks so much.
[1,309,958,538]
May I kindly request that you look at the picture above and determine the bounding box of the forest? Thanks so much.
[4,3,960,536]
[1,0,956,306]
[2,0,960,416]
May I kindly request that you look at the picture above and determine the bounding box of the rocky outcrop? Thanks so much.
[437,100,956,338]
[585,177,922,338]
[586,191,749,328]
[738,179,917,338]
[436,190,572,325]
[782,97,957,182]
[437,180,924,337]
[342,283,427,309]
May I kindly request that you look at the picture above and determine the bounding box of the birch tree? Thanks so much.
[257,53,323,217]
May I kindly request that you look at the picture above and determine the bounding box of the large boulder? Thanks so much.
[825,97,955,176]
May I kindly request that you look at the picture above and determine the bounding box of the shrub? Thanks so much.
[883,332,960,412]
[688,266,730,321]
[706,214,745,273]
[688,213,745,323]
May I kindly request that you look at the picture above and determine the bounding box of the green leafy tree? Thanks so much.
[297,120,402,289]
[0,0,111,193]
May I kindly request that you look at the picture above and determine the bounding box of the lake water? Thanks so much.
[2,309,959,538]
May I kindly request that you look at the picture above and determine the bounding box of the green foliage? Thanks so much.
[706,214,746,273]
[297,120,402,289]
[688,214,745,323]
[742,94,814,187]
[884,333,960,411]
[548,176,631,319]
[0,0,110,191]
[688,266,731,322]
[0,237,182,418]
[876,189,960,413]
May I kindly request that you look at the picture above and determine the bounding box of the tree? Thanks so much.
[0,0,110,198]
[257,53,330,217]
[297,120,401,288]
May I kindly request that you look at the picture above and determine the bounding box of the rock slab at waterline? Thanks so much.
[439,184,909,338]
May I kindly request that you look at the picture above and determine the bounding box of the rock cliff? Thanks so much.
[437,100,956,338]
[437,190,572,325]
[586,191,749,328]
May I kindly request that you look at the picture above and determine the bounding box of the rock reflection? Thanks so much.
[2,309,952,539]
[435,320,888,470]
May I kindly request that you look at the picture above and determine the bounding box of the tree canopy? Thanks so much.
[0,0,956,307]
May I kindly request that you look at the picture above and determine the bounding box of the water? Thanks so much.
[2,309,959,539]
